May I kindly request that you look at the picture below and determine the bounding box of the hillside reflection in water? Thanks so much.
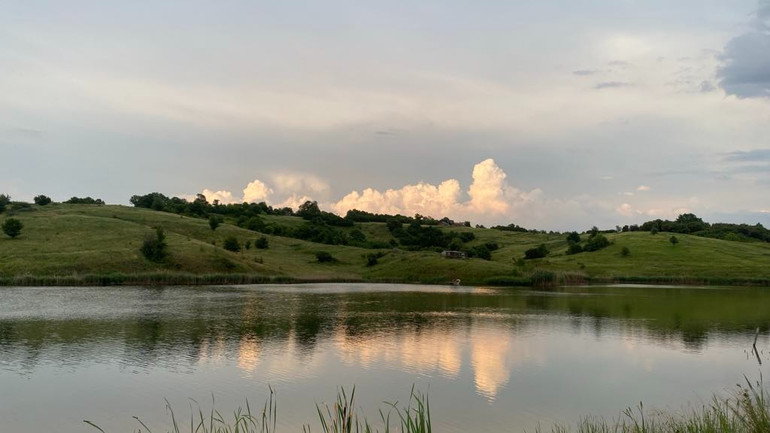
[1,284,769,433]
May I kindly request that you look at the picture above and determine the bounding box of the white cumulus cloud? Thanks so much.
[332,159,539,223]
[200,189,239,205]
[242,180,273,203]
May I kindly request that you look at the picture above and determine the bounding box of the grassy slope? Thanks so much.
[1,204,769,285]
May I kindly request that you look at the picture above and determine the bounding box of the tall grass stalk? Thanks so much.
[85,379,769,433]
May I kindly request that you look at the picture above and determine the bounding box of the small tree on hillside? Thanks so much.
[524,244,549,260]
[33,195,52,206]
[140,227,167,262]
[209,216,222,231]
[566,231,581,244]
[0,194,10,213]
[621,246,630,257]
[255,236,269,249]
[2,218,23,238]
[223,236,241,252]
[315,251,335,262]
[670,235,679,246]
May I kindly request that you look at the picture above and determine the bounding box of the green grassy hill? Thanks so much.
[1,204,769,286]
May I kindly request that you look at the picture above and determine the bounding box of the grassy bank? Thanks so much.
[85,380,769,433]
[2,204,769,286]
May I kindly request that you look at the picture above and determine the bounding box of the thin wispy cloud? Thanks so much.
[594,81,633,89]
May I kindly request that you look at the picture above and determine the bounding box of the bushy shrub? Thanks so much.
[524,244,549,260]
[584,234,610,252]
[365,252,385,266]
[566,243,583,255]
[64,196,104,205]
[566,231,581,244]
[33,195,52,206]
[209,215,222,231]
[459,232,476,242]
[466,245,492,260]
[0,194,9,213]
[140,227,167,262]
[621,246,630,256]
[223,236,241,252]
[2,218,23,239]
[255,236,269,249]
[315,251,335,263]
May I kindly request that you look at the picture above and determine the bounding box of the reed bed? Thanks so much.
[83,378,769,433]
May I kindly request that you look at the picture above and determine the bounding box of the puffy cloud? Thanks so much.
[467,159,511,214]
[637,185,651,191]
[334,179,461,218]
[717,1,770,98]
[271,173,329,196]
[200,189,239,204]
[333,159,528,221]
[614,202,692,219]
[275,194,315,211]
[193,172,327,208]
[616,203,635,217]
[242,179,273,203]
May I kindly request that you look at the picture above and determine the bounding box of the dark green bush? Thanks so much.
[315,251,335,263]
[33,195,52,205]
[566,243,583,255]
[140,227,167,262]
[2,218,23,239]
[255,236,269,249]
[524,244,549,259]
[209,216,222,231]
[584,234,610,252]
[223,236,241,252]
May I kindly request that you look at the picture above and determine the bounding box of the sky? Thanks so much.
[1,0,769,231]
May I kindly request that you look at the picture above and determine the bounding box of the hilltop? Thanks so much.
[1,202,769,286]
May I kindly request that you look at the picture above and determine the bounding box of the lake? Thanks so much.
[1,283,768,432]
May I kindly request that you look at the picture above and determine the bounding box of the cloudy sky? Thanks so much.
[2,0,769,230]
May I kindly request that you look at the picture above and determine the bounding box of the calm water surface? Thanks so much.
[1,283,769,432]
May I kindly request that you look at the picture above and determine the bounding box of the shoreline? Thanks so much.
[1,272,768,287]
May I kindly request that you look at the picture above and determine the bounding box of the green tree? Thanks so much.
[621,246,630,257]
[349,228,366,243]
[471,245,492,260]
[524,244,549,260]
[365,252,384,266]
[209,215,222,231]
[386,218,402,232]
[255,236,269,249]
[0,194,10,213]
[140,227,167,262]
[223,236,241,252]
[566,231,581,244]
[297,200,322,219]
[33,195,52,206]
[584,234,610,252]
[651,227,659,235]
[566,243,583,255]
[670,235,679,246]
[2,218,23,238]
